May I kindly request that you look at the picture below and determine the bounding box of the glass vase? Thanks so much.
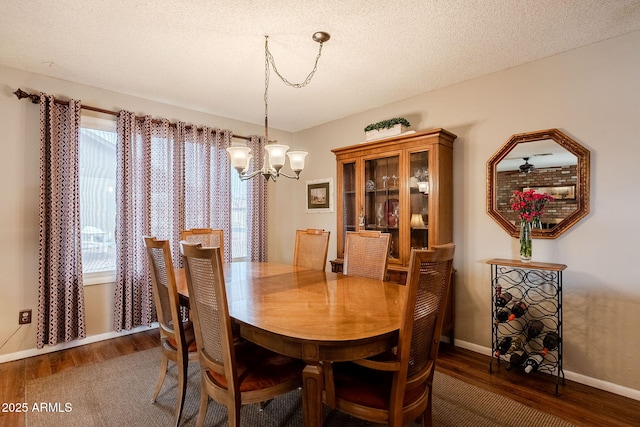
[519,221,532,263]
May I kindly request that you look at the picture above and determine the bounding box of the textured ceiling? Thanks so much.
[2,0,640,132]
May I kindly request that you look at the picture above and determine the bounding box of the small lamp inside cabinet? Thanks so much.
[411,214,425,228]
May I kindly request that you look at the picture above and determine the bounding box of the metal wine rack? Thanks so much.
[487,259,566,394]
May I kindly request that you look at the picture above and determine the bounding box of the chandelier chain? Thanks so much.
[264,35,325,143]
[265,36,325,89]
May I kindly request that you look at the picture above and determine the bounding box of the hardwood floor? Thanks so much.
[1,330,638,426]
[0,329,160,427]
[436,343,640,427]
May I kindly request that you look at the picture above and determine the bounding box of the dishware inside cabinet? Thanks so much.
[410,150,429,249]
[364,155,400,261]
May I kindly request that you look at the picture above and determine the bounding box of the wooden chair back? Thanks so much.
[181,228,225,261]
[325,243,455,427]
[143,236,196,426]
[397,244,455,420]
[180,241,303,426]
[293,229,330,270]
[343,230,390,280]
[180,243,234,390]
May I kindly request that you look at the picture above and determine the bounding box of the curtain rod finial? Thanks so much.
[14,88,40,103]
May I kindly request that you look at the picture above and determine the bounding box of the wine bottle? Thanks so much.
[507,349,527,371]
[508,301,527,321]
[494,301,517,323]
[524,353,544,373]
[508,336,524,353]
[525,319,545,340]
[494,336,513,358]
[495,291,513,307]
[541,331,560,355]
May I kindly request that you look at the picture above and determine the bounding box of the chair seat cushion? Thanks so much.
[332,361,426,410]
[208,341,304,392]
[167,321,198,353]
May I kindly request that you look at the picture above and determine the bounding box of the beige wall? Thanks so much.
[1,30,639,398]
[270,31,640,396]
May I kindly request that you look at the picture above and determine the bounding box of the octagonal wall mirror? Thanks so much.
[487,128,590,239]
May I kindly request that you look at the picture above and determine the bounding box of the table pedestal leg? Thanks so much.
[302,363,323,427]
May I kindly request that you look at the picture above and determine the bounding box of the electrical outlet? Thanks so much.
[19,309,32,325]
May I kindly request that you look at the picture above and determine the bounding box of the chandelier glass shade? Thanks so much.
[226,32,329,181]
[227,142,309,180]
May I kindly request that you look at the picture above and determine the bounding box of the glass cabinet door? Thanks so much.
[342,162,357,239]
[364,155,400,262]
[409,150,429,249]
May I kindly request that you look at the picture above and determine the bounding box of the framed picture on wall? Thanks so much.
[306,178,333,213]
[524,185,576,200]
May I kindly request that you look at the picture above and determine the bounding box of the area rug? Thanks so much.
[25,347,575,427]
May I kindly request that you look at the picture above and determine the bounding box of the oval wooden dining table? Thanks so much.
[175,261,405,427]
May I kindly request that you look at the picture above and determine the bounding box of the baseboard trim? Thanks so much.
[0,323,158,364]
[453,338,640,402]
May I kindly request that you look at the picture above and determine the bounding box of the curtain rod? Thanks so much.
[13,88,251,141]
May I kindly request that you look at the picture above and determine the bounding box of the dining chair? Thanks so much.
[181,228,225,261]
[323,243,456,427]
[180,241,305,427]
[293,228,330,270]
[343,230,391,280]
[143,236,199,427]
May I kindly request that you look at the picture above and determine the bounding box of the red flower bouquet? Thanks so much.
[510,189,554,224]
[510,189,553,262]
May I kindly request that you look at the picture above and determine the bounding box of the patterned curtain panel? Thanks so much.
[114,113,162,330]
[37,93,86,348]
[182,123,232,263]
[246,135,268,261]
[113,112,232,331]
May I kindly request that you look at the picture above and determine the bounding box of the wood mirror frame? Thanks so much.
[487,128,590,239]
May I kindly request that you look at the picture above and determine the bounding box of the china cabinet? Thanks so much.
[331,128,456,337]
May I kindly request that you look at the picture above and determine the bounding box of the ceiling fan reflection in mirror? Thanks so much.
[519,157,535,173]
[516,155,563,173]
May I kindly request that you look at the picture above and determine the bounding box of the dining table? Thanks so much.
[175,261,405,427]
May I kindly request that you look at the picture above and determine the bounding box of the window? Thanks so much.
[79,116,117,281]
[230,169,248,260]
[79,115,243,277]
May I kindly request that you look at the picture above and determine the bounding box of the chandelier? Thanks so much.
[227,32,330,181]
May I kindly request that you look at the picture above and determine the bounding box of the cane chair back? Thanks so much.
[181,228,225,261]
[325,243,455,427]
[293,229,330,270]
[343,230,391,280]
[143,236,198,427]
[180,241,304,427]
